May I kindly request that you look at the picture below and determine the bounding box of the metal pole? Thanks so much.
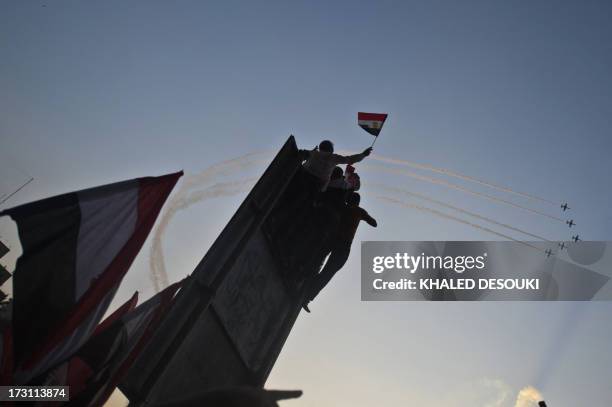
[0,177,34,206]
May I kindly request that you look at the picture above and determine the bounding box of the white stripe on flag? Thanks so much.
[358,120,383,128]
[75,182,138,300]
[14,286,118,383]
[123,298,160,339]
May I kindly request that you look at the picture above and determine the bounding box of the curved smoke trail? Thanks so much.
[149,151,272,291]
[370,154,558,206]
[150,147,558,289]
[371,183,553,242]
[150,178,259,291]
[363,164,566,223]
[376,196,544,252]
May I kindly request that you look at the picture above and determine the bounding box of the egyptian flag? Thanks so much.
[0,171,182,383]
[358,112,388,136]
[37,292,139,393]
[68,280,183,407]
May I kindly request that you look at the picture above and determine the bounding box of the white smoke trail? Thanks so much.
[364,164,566,223]
[175,151,270,193]
[377,196,544,252]
[148,151,272,291]
[370,154,558,206]
[150,178,258,291]
[371,183,553,242]
[514,386,543,407]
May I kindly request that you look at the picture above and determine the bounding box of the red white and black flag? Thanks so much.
[358,112,388,137]
[37,292,139,395]
[0,171,182,383]
[66,280,183,407]
[38,280,182,405]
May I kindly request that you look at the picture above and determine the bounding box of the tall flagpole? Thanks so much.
[370,135,378,148]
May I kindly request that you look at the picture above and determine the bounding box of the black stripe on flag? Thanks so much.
[359,124,382,136]
[6,192,81,364]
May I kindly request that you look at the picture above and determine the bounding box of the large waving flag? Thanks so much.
[68,280,183,407]
[0,171,182,383]
[358,112,388,137]
[37,292,139,394]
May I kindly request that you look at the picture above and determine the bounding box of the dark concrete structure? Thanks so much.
[121,136,326,405]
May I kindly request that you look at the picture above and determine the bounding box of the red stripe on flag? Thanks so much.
[358,112,387,122]
[86,280,184,407]
[65,357,95,398]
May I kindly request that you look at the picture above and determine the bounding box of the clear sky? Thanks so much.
[1,1,612,406]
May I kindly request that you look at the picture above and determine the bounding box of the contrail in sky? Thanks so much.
[377,196,544,252]
[363,164,566,223]
[150,178,258,291]
[370,154,558,206]
[150,147,559,289]
[149,152,270,291]
[371,183,553,242]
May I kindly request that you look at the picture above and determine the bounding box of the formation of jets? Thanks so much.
[544,203,581,257]
[561,202,575,228]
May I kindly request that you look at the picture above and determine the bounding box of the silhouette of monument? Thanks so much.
[121,136,326,405]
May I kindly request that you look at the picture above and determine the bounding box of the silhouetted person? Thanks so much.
[321,166,349,208]
[276,142,371,257]
[344,164,361,191]
[301,140,372,191]
[328,166,347,189]
[303,192,377,312]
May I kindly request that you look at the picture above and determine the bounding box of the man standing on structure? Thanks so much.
[303,192,377,312]
[300,140,372,191]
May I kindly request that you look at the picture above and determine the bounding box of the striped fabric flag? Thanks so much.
[1,171,182,383]
[36,292,139,394]
[358,112,388,136]
[69,280,183,407]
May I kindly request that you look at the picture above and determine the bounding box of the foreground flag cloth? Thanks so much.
[0,171,182,382]
[357,112,388,136]
[68,280,183,407]
[38,293,139,395]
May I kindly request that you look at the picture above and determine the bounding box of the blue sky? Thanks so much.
[1,1,612,406]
